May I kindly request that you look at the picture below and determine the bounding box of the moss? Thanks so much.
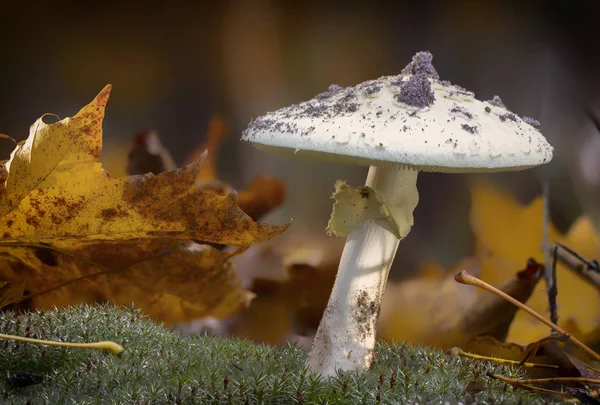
[0,305,564,404]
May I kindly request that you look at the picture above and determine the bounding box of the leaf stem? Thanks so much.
[489,373,573,398]
[506,376,600,385]
[448,347,558,369]
[454,270,600,363]
[0,333,123,354]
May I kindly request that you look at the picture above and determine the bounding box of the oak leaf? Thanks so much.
[0,85,287,323]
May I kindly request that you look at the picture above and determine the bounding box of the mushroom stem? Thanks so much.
[308,164,419,377]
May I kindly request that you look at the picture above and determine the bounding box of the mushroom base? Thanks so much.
[307,165,419,377]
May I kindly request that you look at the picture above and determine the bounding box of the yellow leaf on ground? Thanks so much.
[0,85,286,246]
[1,241,252,324]
[379,257,480,348]
[0,85,287,322]
[380,257,544,350]
[470,179,600,345]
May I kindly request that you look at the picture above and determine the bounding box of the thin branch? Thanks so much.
[549,244,559,326]
[0,133,18,146]
[448,347,558,369]
[509,376,600,386]
[551,243,600,291]
[556,242,600,273]
[489,373,574,398]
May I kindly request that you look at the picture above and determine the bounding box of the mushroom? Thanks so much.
[241,51,554,377]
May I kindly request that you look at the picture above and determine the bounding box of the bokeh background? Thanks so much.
[1,0,599,342]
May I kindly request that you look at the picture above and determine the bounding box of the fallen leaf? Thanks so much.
[0,85,286,246]
[2,240,253,324]
[0,280,23,310]
[185,115,227,182]
[458,259,544,342]
[489,338,600,401]
[125,117,284,223]
[470,179,600,344]
[379,258,543,349]
[0,163,7,191]
[226,236,341,344]
[379,257,479,348]
[126,129,177,175]
[0,85,287,322]
[236,176,285,221]
[186,116,284,221]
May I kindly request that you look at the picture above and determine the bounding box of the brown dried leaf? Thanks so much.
[229,237,341,344]
[0,241,251,324]
[458,259,544,341]
[236,176,285,221]
[0,86,286,322]
[0,280,23,310]
[380,258,543,350]
[184,115,227,181]
[126,129,178,175]
[0,85,287,247]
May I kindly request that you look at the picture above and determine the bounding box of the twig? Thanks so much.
[455,271,600,363]
[549,244,559,326]
[541,181,556,326]
[0,133,18,146]
[556,242,600,273]
[489,373,577,399]
[506,376,600,386]
[0,333,123,354]
[551,243,600,290]
[448,347,558,369]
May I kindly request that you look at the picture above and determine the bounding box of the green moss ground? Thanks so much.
[0,305,563,404]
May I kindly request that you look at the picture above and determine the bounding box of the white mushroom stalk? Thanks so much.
[307,164,418,375]
[241,51,554,377]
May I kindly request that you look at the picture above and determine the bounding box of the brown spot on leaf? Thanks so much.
[25,215,40,227]
[48,195,86,225]
[100,207,129,221]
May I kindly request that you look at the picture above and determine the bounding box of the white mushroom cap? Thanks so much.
[242,53,554,173]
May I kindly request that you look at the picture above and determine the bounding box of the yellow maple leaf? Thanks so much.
[470,179,600,344]
[379,178,600,351]
[0,85,287,323]
[0,85,286,246]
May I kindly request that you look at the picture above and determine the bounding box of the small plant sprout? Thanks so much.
[241,51,554,376]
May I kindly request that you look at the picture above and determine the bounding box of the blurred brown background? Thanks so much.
[1,0,599,278]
